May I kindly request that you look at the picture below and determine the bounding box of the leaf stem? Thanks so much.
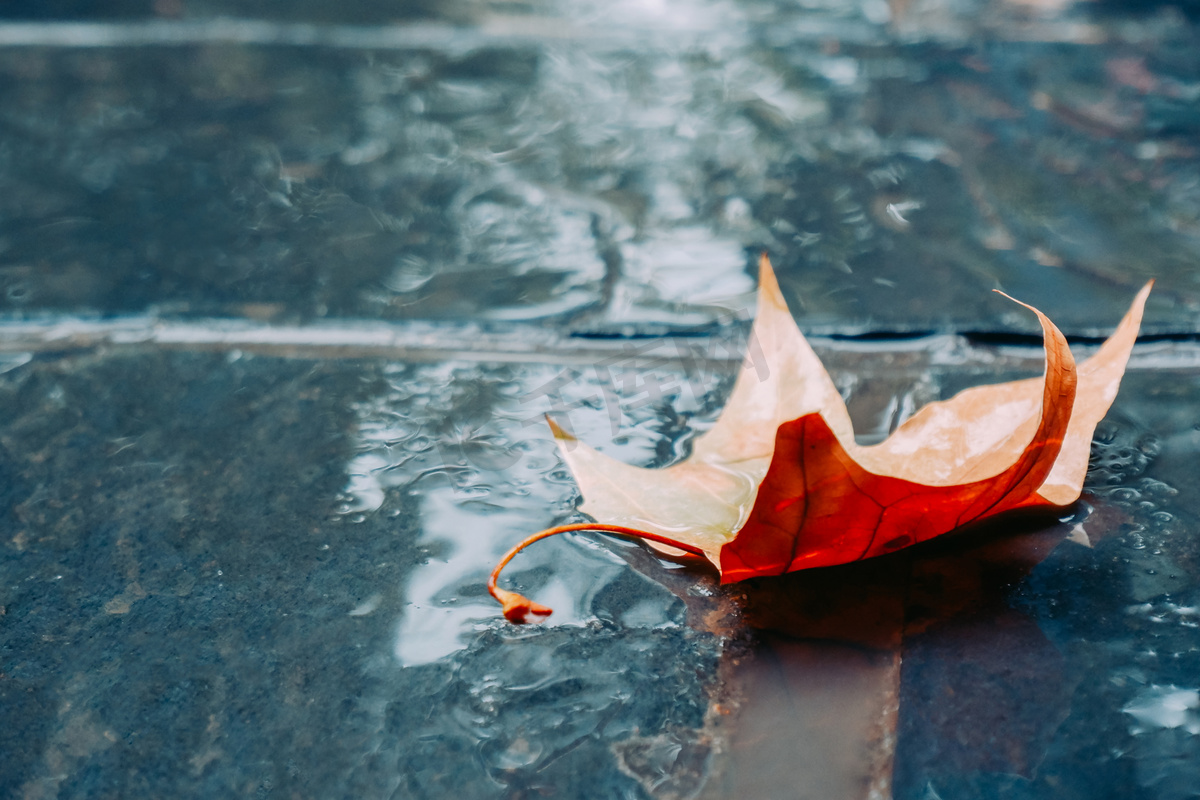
[488,523,708,624]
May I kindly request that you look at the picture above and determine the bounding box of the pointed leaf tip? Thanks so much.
[756,253,787,311]
[546,415,575,442]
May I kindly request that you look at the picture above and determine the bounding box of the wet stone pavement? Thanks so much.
[2,1,1200,799]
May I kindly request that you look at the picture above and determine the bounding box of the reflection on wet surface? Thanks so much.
[2,0,1200,797]
[1,0,1199,332]
[2,341,1197,798]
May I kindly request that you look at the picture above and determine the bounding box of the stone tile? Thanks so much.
[0,4,1198,332]
[0,338,1196,798]
[2,0,1200,797]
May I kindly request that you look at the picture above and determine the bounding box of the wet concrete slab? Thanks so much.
[1,335,1197,799]
[2,1,1200,798]
[0,2,1198,333]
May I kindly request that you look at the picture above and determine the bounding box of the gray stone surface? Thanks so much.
[2,1,1200,799]
[0,350,725,799]
[0,1,1199,332]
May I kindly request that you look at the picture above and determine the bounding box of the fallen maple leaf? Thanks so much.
[489,255,1151,623]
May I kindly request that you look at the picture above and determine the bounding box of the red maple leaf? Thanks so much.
[491,256,1150,623]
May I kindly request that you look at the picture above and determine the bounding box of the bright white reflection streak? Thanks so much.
[1124,686,1200,735]
[393,489,591,667]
